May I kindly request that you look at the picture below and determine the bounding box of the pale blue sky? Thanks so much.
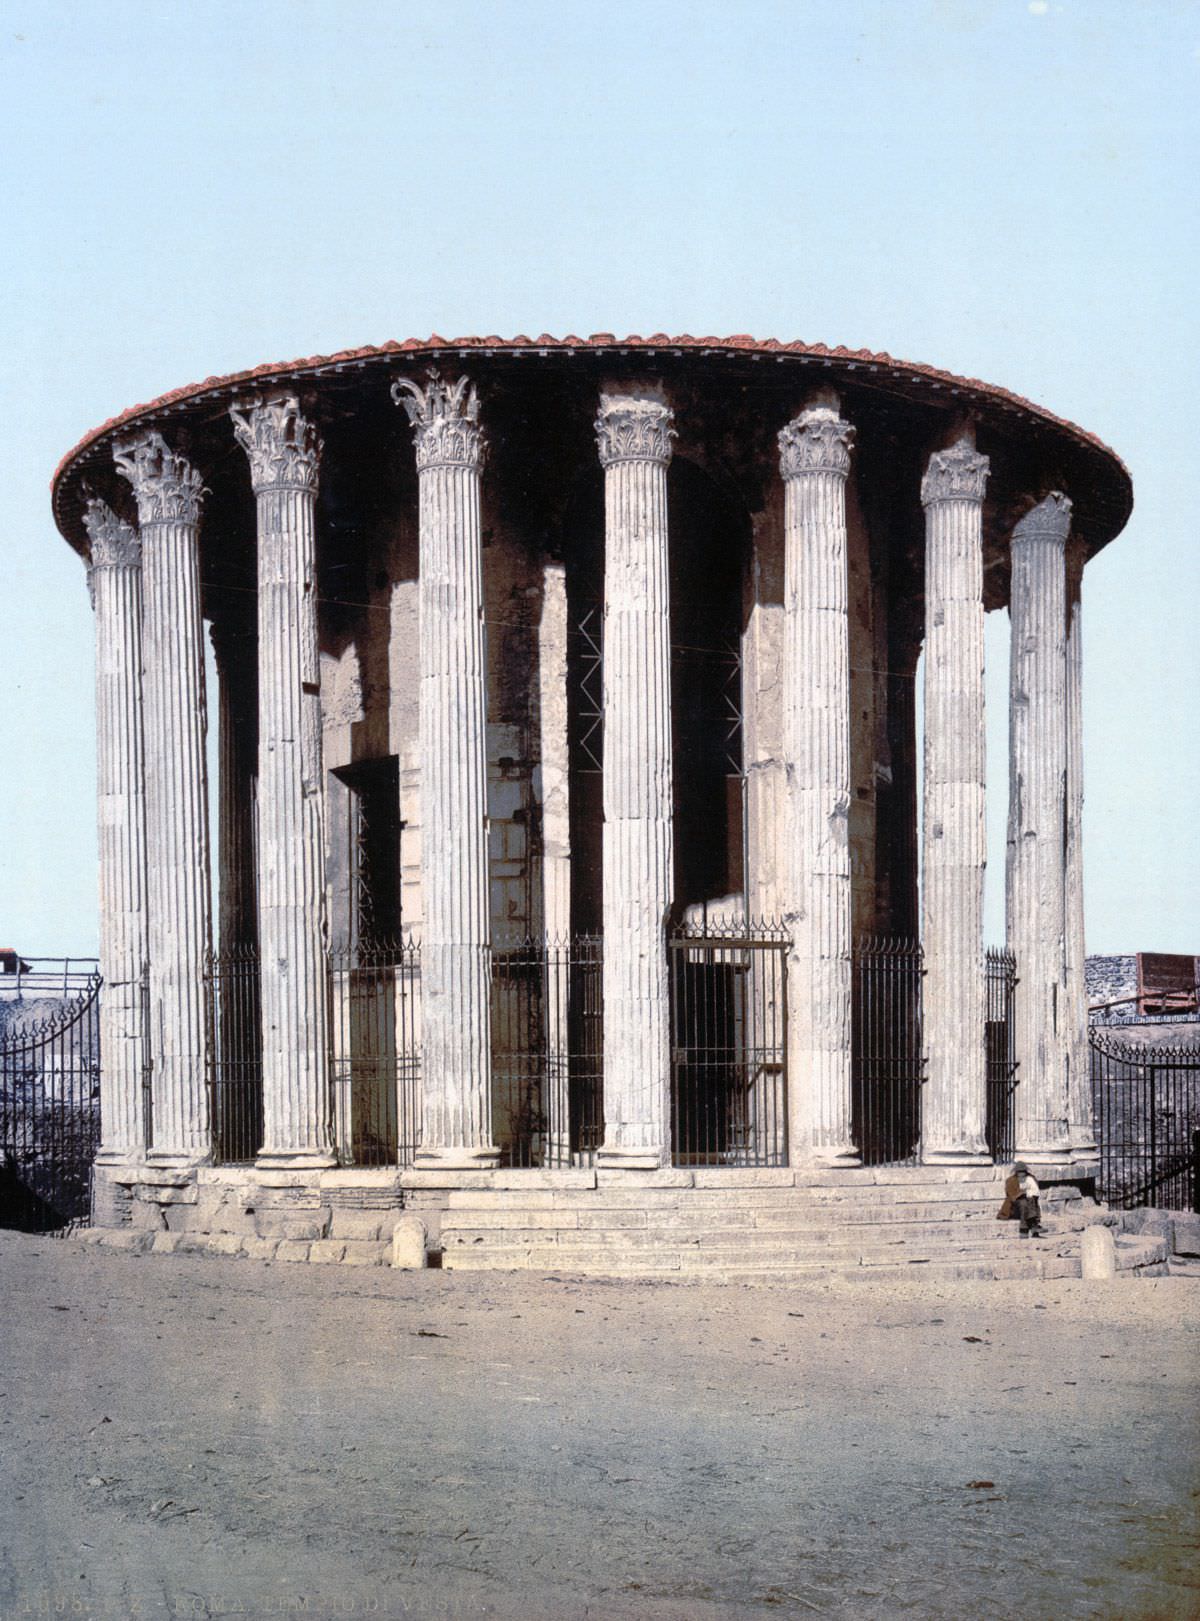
[0,0,1196,956]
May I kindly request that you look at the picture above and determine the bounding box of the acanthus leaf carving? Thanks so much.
[1013,490,1072,548]
[594,392,675,468]
[778,404,854,481]
[83,497,141,570]
[113,432,205,525]
[391,371,485,471]
[230,393,322,493]
[921,437,990,506]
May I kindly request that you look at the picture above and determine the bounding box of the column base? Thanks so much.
[413,1146,501,1171]
[793,1146,862,1171]
[145,1150,212,1171]
[1013,1142,1076,1168]
[256,1149,339,1171]
[921,1146,994,1167]
[94,1148,145,1168]
[595,1145,669,1172]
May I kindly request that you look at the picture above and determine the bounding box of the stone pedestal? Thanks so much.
[778,400,859,1167]
[84,500,148,1163]
[595,391,675,1169]
[232,396,335,1168]
[114,433,212,1165]
[393,374,498,1168]
[1064,538,1097,1159]
[919,438,991,1165]
[1007,493,1073,1165]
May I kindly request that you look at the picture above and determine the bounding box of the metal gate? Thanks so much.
[852,937,924,1166]
[1091,1029,1200,1210]
[0,970,101,1229]
[669,924,788,1167]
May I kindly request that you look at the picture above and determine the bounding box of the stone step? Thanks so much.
[440,1233,1167,1284]
[442,1183,1010,1211]
[440,1202,1103,1235]
[444,1218,1096,1251]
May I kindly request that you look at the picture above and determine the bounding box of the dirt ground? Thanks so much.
[0,1232,1196,1621]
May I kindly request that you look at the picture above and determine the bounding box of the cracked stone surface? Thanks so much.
[1,1231,1196,1620]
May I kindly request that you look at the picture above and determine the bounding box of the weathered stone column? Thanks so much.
[595,390,675,1169]
[231,396,334,1167]
[1006,491,1073,1165]
[114,434,212,1164]
[1064,537,1097,1158]
[537,560,572,1165]
[393,374,497,1167]
[778,400,859,1167]
[84,499,148,1163]
[920,437,991,1165]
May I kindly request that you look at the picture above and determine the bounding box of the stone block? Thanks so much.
[130,1200,167,1231]
[329,1209,389,1241]
[341,1241,390,1266]
[308,1240,348,1264]
[274,1240,312,1263]
[1080,1225,1117,1280]
[98,1230,152,1253]
[139,1182,199,1206]
[241,1237,280,1262]
[391,1215,428,1269]
[205,1234,246,1257]
[254,1211,330,1241]
[150,1232,188,1255]
[1172,1212,1200,1256]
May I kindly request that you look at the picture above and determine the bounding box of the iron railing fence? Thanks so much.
[852,936,923,1166]
[205,944,262,1164]
[492,934,603,1168]
[328,935,421,1167]
[985,947,1019,1164]
[0,957,101,1001]
[1091,1030,1200,1210]
[0,973,101,1229]
[668,922,789,1168]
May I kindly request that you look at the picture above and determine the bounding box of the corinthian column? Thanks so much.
[1064,536,1096,1159]
[114,434,211,1164]
[778,399,859,1167]
[1007,493,1073,1164]
[594,390,675,1169]
[84,499,148,1163]
[920,437,991,1165]
[393,374,497,1167]
[231,396,334,1166]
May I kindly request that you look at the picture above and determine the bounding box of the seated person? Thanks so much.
[997,1161,1045,1237]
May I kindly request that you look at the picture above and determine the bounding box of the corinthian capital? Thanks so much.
[113,432,205,525]
[230,394,321,493]
[1013,491,1072,548]
[392,372,485,472]
[778,404,854,481]
[595,392,675,468]
[83,498,141,570]
[920,437,990,507]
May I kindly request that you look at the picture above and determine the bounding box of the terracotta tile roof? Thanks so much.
[51,332,1130,531]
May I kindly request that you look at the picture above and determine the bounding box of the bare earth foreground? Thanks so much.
[0,1233,1196,1621]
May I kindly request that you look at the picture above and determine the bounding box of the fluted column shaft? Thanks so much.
[1064,539,1095,1156]
[779,402,858,1166]
[232,397,333,1165]
[85,502,149,1162]
[115,435,211,1163]
[596,392,675,1168]
[394,375,497,1166]
[1008,495,1072,1163]
[920,439,991,1164]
